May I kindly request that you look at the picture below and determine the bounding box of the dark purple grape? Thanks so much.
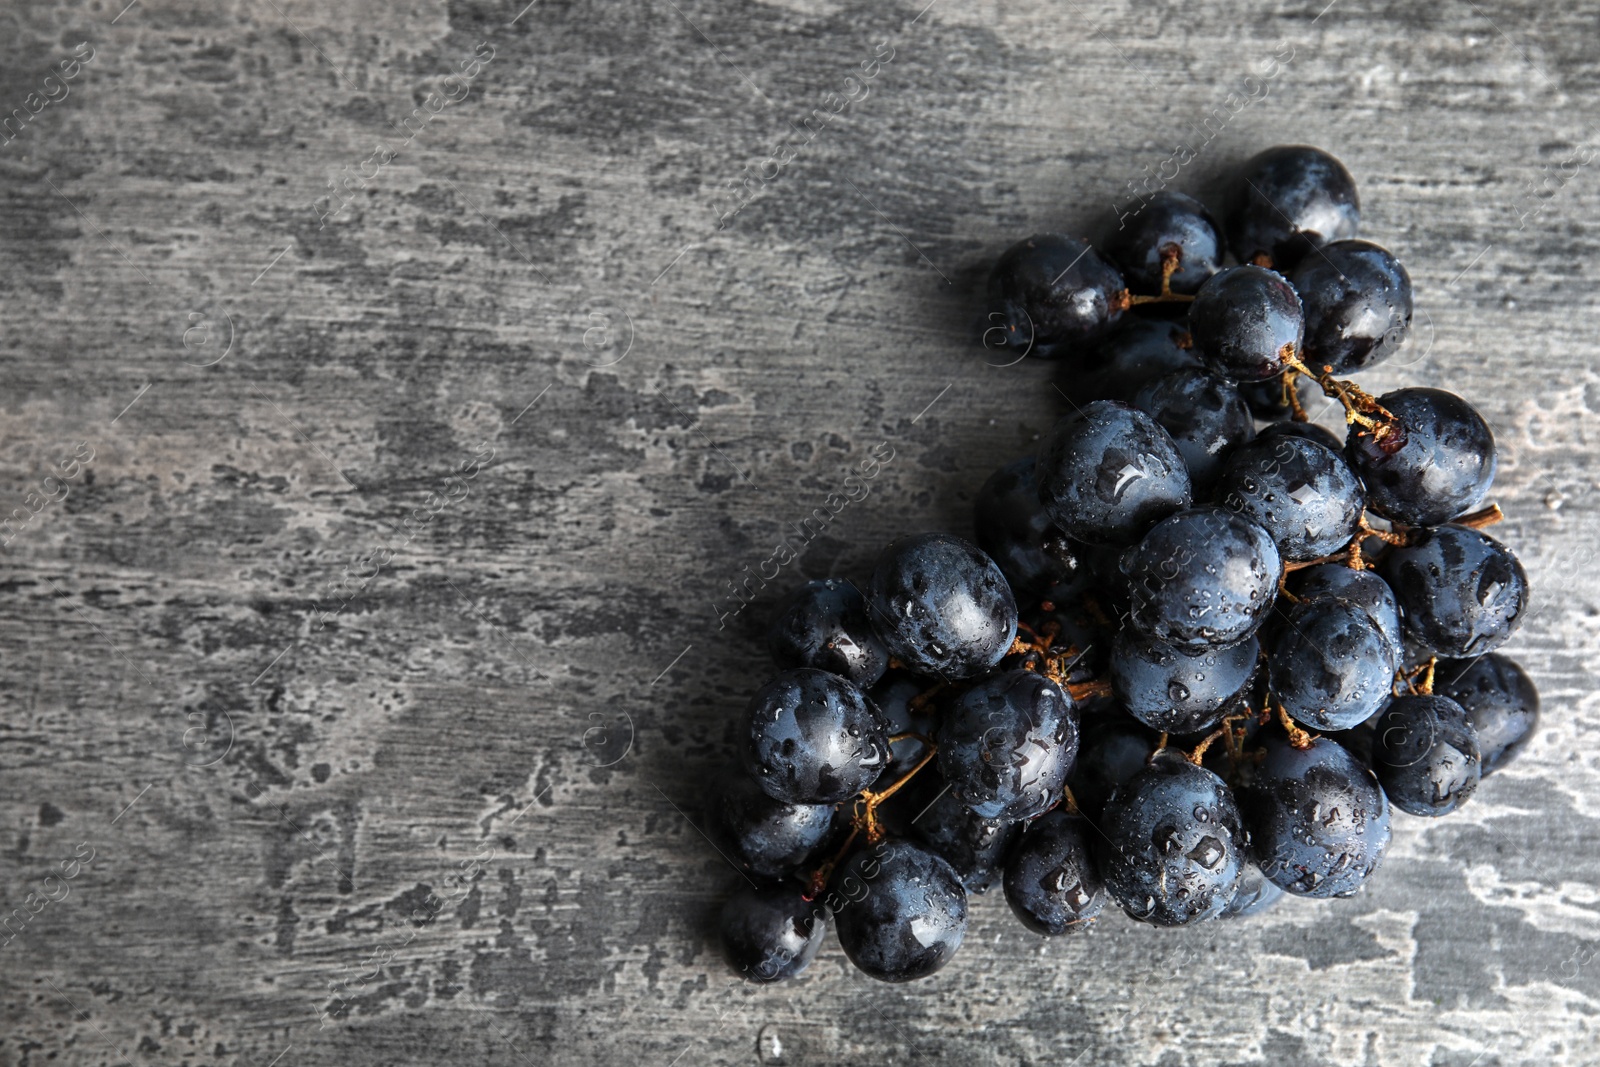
[1038,400,1192,545]
[1269,597,1398,731]
[973,457,1083,596]
[720,880,827,983]
[1347,388,1496,527]
[866,533,1018,679]
[1221,862,1286,918]
[1098,751,1246,926]
[831,839,967,982]
[1379,525,1528,658]
[1239,374,1294,421]
[1072,318,1201,404]
[767,578,889,688]
[938,670,1079,821]
[1327,716,1379,766]
[1067,717,1157,820]
[1003,810,1107,934]
[1239,734,1390,897]
[1132,368,1254,493]
[1104,191,1223,295]
[1372,695,1481,816]
[1109,628,1259,735]
[1226,145,1360,269]
[1287,563,1403,653]
[988,234,1126,360]
[1124,506,1281,652]
[1216,435,1364,562]
[1036,537,1134,625]
[910,777,1022,894]
[1188,265,1305,383]
[741,669,889,805]
[1434,653,1540,775]
[1255,419,1346,453]
[1290,239,1412,374]
[705,763,836,880]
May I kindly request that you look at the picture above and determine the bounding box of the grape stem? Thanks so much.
[1357,512,1411,546]
[1343,537,1368,570]
[802,733,938,897]
[1120,244,1197,307]
[1012,624,1102,696]
[1010,620,1063,659]
[856,734,937,842]
[1283,369,1309,422]
[1061,785,1082,817]
[803,823,859,899]
[1394,657,1440,697]
[1284,509,1422,577]
[1148,732,1170,764]
[1280,346,1403,448]
[1065,678,1113,702]
[1276,701,1316,750]
[1350,504,1503,573]
[1453,502,1504,530]
[1226,711,1259,775]
[874,734,937,802]
[1186,725,1231,766]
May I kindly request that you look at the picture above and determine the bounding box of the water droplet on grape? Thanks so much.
[1187,836,1225,870]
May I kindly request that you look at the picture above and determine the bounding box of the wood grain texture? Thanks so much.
[1,0,1598,1063]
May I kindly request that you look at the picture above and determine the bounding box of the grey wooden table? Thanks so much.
[2,1,1598,1064]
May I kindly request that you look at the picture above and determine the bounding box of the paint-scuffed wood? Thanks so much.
[1,1,1598,1064]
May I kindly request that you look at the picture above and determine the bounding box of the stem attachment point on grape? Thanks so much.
[1276,702,1316,750]
[1123,244,1198,306]
[1187,725,1230,766]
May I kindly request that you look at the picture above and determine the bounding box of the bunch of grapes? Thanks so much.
[710,146,1538,985]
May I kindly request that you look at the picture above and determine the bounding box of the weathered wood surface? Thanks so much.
[1,0,1598,1064]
